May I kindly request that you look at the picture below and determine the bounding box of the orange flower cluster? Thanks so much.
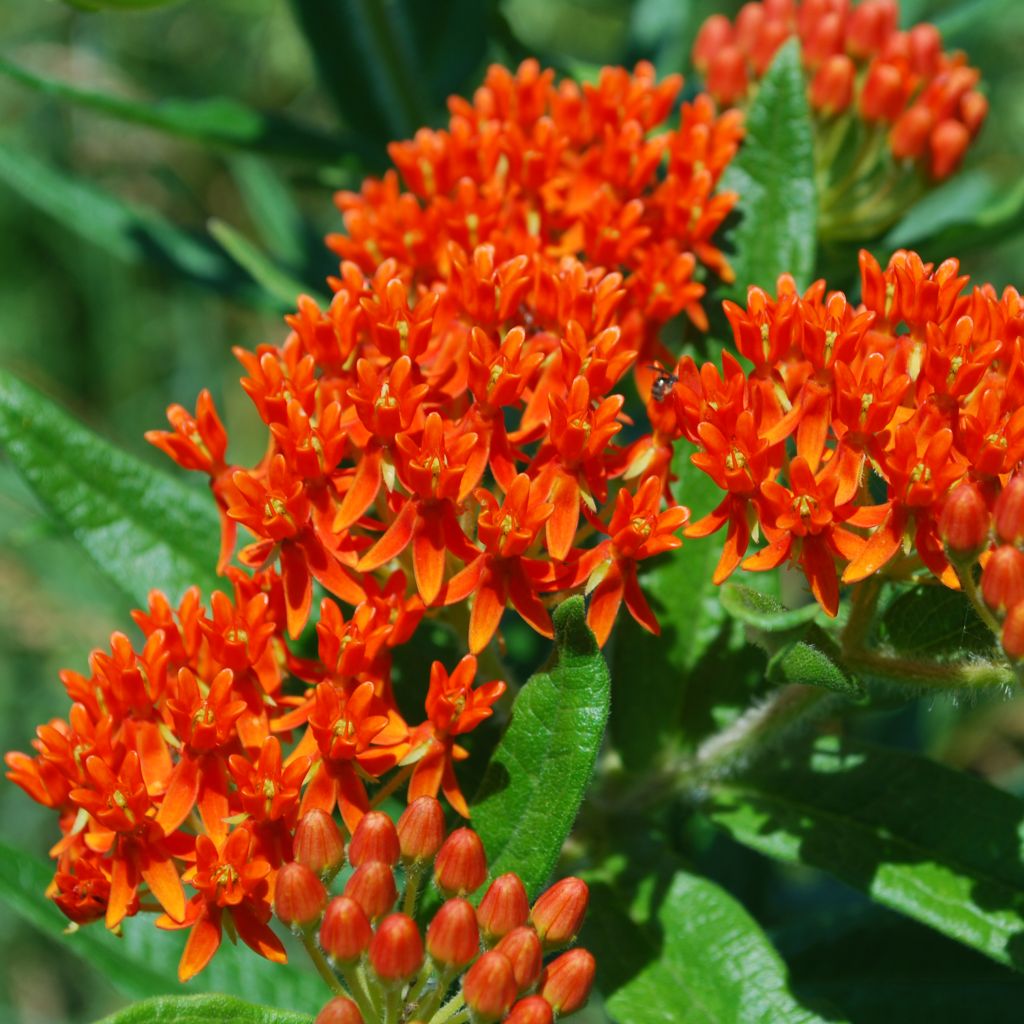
[653,249,1024,614]
[694,0,987,181]
[147,60,725,651]
[279,799,594,1023]
[4,581,505,968]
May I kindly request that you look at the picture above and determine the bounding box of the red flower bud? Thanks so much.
[982,545,1024,615]
[434,828,488,898]
[809,55,855,116]
[426,897,479,969]
[294,809,346,878]
[846,0,898,59]
[530,877,589,948]
[929,118,970,180]
[494,926,544,992]
[504,995,554,1024]
[939,481,990,557]
[1003,601,1024,662]
[960,91,988,135]
[859,60,906,121]
[462,950,518,1021]
[540,948,596,1015]
[274,861,327,930]
[369,913,424,985]
[397,796,446,864]
[314,996,364,1024]
[320,896,372,963]
[477,872,530,942]
[693,14,735,74]
[995,478,1024,546]
[706,46,749,107]
[349,810,400,867]
[802,11,843,69]
[344,861,398,920]
[908,22,942,77]
[890,106,933,161]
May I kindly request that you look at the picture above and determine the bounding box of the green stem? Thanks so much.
[299,930,345,998]
[372,762,415,808]
[954,561,1003,637]
[843,647,1016,689]
[414,967,456,1021]
[384,986,403,1024]
[402,863,424,917]
[339,961,380,1023]
[429,993,466,1024]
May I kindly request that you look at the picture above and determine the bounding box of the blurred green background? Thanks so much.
[1,1,1023,1021]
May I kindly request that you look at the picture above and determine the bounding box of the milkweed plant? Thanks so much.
[3,1,1024,1022]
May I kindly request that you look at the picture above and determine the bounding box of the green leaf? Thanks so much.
[704,733,1024,969]
[0,369,221,606]
[92,995,311,1024]
[764,624,861,697]
[0,141,252,299]
[471,597,610,897]
[0,842,323,1011]
[721,38,817,291]
[720,583,823,632]
[208,219,327,311]
[878,585,997,659]
[0,57,351,162]
[584,857,833,1023]
[65,0,183,9]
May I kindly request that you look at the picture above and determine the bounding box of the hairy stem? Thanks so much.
[299,930,345,998]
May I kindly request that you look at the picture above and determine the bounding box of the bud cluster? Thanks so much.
[271,799,595,1023]
[693,0,987,237]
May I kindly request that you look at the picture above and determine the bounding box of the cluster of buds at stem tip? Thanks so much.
[939,476,1024,664]
[282,797,593,1024]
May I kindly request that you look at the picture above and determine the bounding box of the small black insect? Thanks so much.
[647,362,678,402]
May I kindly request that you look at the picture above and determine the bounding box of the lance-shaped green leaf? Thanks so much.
[0,142,262,302]
[720,583,823,633]
[92,996,311,1024]
[721,38,817,292]
[0,57,351,161]
[0,842,323,1010]
[0,369,220,606]
[704,733,1024,970]
[584,859,833,1023]
[471,597,610,897]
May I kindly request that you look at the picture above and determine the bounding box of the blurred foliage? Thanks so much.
[2,0,1024,1021]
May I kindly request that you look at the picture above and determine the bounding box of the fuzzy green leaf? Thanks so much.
[721,38,817,291]
[0,57,350,161]
[765,625,862,697]
[720,583,823,632]
[705,734,1024,969]
[92,996,311,1024]
[878,585,996,658]
[584,859,833,1023]
[0,369,220,606]
[0,842,323,1010]
[471,597,610,897]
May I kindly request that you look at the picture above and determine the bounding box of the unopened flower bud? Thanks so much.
[1003,601,1024,661]
[426,897,479,970]
[369,913,424,986]
[344,861,398,920]
[504,995,554,1024]
[929,118,970,180]
[530,877,589,949]
[995,478,1024,546]
[294,809,346,878]
[960,90,988,135]
[939,481,990,558]
[908,22,942,77]
[982,545,1024,615]
[809,55,855,116]
[477,873,530,943]
[495,926,543,992]
[859,60,905,121]
[274,861,327,930]
[802,11,843,69]
[540,948,596,1015]
[462,950,518,1021]
[846,0,898,59]
[890,106,933,161]
[320,896,372,963]
[397,796,446,864]
[348,810,400,867]
[693,14,734,73]
[315,996,364,1024]
[706,46,749,107]
[434,828,488,898]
